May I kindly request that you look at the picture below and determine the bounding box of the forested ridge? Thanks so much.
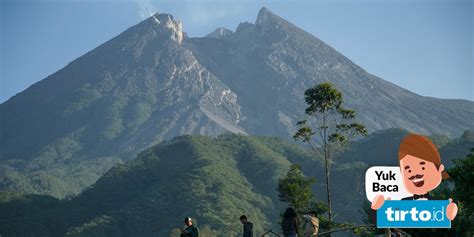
[1,130,472,236]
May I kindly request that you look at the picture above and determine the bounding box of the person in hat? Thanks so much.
[180,217,199,237]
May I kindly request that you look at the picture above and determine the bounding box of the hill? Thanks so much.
[0,135,315,236]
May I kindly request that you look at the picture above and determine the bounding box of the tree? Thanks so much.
[294,82,367,223]
[277,164,336,234]
[447,148,474,236]
[277,164,316,213]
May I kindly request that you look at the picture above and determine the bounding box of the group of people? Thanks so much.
[281,207,319,237]
[180,208,319,237]
[179,215,253,237]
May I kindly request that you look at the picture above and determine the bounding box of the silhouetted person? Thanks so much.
[240,215,254,237]
[282,207,299,237]
[180,217,199,237]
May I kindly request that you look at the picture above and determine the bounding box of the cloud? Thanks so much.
[134,0,159,19]
[131,0,248,36]
[133,0,247,23]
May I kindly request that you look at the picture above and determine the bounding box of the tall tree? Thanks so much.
[294,82,367,223]
[277,164,316,213]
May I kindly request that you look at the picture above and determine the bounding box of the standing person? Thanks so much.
[281,207,299,237]
[302,212,319,237]
[240,215,254,237]
[180,217,199,237]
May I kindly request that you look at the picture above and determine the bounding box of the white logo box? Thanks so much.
[365,166,412,201]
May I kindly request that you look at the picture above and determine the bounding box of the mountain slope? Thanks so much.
[1,8,472,197]
[0,14,245,197]
[188,7,473,138]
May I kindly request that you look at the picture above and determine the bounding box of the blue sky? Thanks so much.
[1,0,472,103]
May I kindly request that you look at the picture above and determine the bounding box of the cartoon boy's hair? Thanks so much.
[398,134,449,179]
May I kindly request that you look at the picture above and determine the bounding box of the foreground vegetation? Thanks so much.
[1,130,472,236]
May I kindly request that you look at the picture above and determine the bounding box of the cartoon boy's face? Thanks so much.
[399,154,444,195]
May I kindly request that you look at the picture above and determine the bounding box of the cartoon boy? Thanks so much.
[371,134,458,220]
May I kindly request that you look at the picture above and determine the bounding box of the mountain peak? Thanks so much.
[256,7,281,26]
[146,12,184,43]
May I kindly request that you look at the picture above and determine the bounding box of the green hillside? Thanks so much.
[0,135,318,237]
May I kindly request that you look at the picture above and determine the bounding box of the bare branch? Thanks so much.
[332,173,362,219]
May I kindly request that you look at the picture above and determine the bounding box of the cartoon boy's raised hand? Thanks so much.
[371,194,391,210]
[446,198,458,220]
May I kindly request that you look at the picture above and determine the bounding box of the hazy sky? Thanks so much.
[1,0,472,103]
